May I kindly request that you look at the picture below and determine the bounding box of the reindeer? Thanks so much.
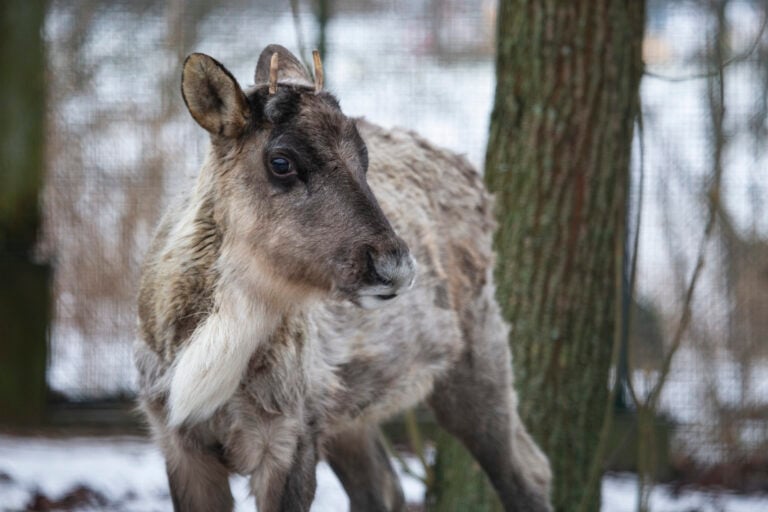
[135,44,552,512]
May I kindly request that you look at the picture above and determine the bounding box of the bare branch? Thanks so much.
[645,7,767,82]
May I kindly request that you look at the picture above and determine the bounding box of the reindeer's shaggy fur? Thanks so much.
[135,45,552,512]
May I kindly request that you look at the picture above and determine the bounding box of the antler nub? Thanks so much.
[312,50,324,93]
[269,52,279,95]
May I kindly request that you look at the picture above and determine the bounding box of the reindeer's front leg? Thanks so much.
[277,434,319,512]
[226,410,317,512]
[250,431,318,512]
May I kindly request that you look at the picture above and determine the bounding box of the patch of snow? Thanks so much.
[602,473,768,512]
[0,435,422,511]
[2,436,768,511]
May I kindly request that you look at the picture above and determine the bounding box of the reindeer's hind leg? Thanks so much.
[324,424,405,512]
[428,293,552,512]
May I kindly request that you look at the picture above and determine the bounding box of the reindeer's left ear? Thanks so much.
[181,53,251,138]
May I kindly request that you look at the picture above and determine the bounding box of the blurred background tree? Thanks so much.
[0,0,49,425]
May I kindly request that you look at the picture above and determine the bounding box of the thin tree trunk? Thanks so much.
[0,0,49,425]
[427,429,502,512]
[314,0,331,64]
[484,2,645,511]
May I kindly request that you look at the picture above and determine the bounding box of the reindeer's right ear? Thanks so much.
[181,53,251,138]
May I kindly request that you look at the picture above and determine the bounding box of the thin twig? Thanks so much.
[644,7,767,82]
[380,430,429,485]
[404,408,434,488]
[289,0,311,71]
[635,8,729,508]
[645,11,728,410]
[647,202,718,408]
[624,105,647,408]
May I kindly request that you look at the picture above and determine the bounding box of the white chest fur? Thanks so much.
[167,280,277,427]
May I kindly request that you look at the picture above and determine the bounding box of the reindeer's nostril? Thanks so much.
[372,250,414,288]
[363,247,390,286]
[353,237,415,305]
[352,243,415,309]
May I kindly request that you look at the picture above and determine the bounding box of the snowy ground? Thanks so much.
[1,435,767,512]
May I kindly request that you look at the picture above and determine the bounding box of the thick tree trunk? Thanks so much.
[0,0,49,425]
[483,1,644,511]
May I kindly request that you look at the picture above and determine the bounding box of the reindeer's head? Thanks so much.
[181,45,414,309]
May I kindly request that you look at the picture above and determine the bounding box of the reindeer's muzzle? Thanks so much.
[346,236,416,309]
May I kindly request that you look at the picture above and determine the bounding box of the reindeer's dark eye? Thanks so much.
[270,157,294,176]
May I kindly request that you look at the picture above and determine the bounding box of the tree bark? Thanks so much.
[0,0,49,425]
[426,429,502,512]
[484,2,645,511]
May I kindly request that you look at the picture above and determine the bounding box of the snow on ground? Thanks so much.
[0,435,423,512]
[1,435,767,512]
[602,474,768,512]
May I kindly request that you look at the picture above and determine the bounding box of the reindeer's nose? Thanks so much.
[357,238,416,307]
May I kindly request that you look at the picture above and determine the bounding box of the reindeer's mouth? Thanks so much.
[355,292,401,309]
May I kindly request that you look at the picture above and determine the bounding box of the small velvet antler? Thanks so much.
[269,52,279,94]
[312,50,324,93]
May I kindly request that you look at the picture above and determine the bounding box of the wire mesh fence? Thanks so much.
[629,0,768,491]
[40,0,768,491]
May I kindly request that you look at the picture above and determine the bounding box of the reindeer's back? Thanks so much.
[315,120,501,426]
